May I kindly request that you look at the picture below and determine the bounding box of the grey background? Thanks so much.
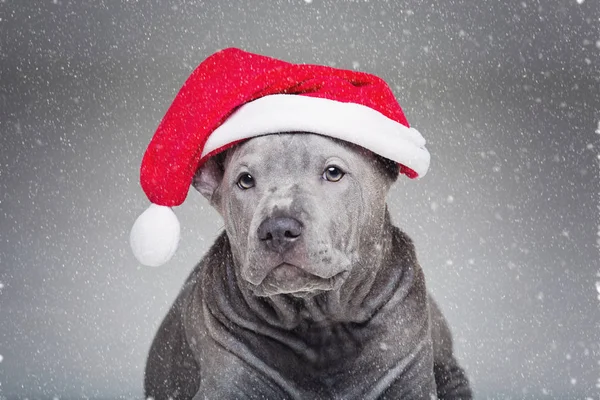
[1,0,599,398]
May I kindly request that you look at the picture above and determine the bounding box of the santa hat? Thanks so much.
[130,47,430,267]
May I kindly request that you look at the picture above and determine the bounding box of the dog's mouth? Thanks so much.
[251,263,348,298]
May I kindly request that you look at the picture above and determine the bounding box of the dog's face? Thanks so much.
[194,133,397,298]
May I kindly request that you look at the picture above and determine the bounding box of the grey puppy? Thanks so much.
[145,133,472,399]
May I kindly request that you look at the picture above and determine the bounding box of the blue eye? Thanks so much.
[322,166,345,182]
[237,173,255,189]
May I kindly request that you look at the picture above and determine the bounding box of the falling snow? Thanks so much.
[1,0,598,398]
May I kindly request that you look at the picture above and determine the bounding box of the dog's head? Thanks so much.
[194,133,398,298]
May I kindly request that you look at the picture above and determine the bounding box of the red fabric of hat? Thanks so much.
[141,47,424,207]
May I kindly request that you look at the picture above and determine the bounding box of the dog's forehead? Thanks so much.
[227,133,364,169]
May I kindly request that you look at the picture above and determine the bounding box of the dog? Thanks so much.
[144,133,472,399]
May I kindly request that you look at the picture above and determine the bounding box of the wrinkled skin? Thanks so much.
[201,134,394,313]
[145,133,472,399]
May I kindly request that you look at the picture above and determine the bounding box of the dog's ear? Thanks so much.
[193,157,224,208]
[375,155,400,185]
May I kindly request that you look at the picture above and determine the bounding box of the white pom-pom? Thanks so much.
[130,204,180,267]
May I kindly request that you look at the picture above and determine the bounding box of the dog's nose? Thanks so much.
[257,217,303,253]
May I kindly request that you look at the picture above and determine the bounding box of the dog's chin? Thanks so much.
[250,263,348,298]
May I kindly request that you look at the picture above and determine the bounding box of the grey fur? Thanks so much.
[145,133,472,399]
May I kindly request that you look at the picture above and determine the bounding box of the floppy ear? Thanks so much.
[192,157,224,208]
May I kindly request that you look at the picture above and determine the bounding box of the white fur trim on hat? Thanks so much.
[203,94,430,177]
[130,204,180,267]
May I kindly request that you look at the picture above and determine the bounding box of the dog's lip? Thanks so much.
[252,263,348,297]
[273,262,346,280]
[270,263,310,281]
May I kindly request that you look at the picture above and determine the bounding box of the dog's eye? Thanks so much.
[237,173,255,189]
[323,166,345,182]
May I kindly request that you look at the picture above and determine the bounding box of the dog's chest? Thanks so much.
[195,320,429,400]
[233,320,399,394]
[287,324,391,396]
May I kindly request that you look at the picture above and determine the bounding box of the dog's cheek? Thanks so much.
[223,194,253,260]
[354,180,389,264]
[315,188,361,267]
[342,177,387,266]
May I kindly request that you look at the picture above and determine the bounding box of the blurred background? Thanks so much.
[1,0,599,398]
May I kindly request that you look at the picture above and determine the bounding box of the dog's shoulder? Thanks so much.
[183,231,230,287]
[389,224,419,262]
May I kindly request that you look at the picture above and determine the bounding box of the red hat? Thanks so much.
[130,48,430,266]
